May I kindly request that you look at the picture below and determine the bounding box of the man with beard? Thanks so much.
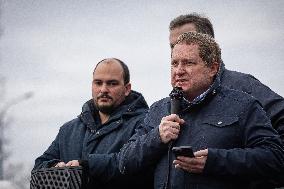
[33,58,152,189]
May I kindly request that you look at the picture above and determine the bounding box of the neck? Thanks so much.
[186,87,211,102]
[99,111,110,124]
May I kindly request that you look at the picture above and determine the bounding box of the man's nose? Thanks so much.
[100,83,109,92]
[176,63,186,74]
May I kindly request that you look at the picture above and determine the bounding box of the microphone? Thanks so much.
[169,86,183,114]
[165,87,184,189]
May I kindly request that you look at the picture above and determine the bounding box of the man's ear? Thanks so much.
[209,62,219,77]
[125,83,131,96]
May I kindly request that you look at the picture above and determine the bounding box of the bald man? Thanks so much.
[33,58,152,189]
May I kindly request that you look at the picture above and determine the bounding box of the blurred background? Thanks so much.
[0,0,284,188]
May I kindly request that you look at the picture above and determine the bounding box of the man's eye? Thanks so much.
[184,61,194,66]
[108,81,118,86]
[94,81,102,85]
[171,61,178,67]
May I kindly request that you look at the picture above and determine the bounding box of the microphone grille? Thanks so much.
[169,87,183,100]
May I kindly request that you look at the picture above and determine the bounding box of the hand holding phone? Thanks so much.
[172,146,194,157]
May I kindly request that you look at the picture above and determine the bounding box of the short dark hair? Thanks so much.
[169,13,215,38]
[175,32,221,66]
[94,58,130,84]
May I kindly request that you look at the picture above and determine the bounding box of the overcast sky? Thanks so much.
[1,0,284,172]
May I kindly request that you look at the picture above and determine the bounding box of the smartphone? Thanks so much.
[172,146,194,157]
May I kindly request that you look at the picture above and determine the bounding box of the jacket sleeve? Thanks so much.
[204,100,284,179]
[118,105,169,175]
[85,117,158,182]
[86,152,120,181]
[248,76,284,142]
[33,130,62,170]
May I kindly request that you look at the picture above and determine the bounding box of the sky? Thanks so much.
[0,0,284,173]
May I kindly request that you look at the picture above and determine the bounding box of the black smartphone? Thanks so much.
[172,146,194,157]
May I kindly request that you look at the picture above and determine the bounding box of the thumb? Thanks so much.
[172,114,184,125]
[179,118,185,125]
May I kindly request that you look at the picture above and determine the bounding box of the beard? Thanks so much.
[95,93,115,114]
[97,104,115,114]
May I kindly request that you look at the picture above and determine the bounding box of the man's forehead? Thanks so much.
[93,75,123,83]
[170,23,197,48]
[93,62,124,81]
[172,43,200,57]
[93,71,123,79]
[170,24,197,38]
[173,43,199,51]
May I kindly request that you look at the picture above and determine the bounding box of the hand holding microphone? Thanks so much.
[159,87,184,143]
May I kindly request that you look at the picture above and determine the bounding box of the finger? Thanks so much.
[55,162,66,167]
[171,122,181,130]
[194,149,208,157]
[169,114,184,124]
[163,114,183,124]
[161,115,176,121]
[175,157,202,169]
[177,156,207,171]
[161,120,180,127]
[159,121,182,143]
[66,160,80,167]
[59,162,66,167]
[174,160,202,173]
[174,158,192,167]
[167,127,180,135]
[159,120,174,131]
[177,156,203,165]
[71,160,80,166]
[66,161,73,166]
[174,163,181,169]
[160,121,181,132]
[173,160,191,171]
[164,131,179,141]
[160,123,180,135]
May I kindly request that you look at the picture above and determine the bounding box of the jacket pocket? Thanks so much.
[198,115,240,148]
[202,115,238,128]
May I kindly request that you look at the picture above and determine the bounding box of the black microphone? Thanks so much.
[169,86,183,114]
[165,87,184,189]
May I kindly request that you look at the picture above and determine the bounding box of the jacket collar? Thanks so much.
[218,61,226,79]
[79,90,148,130]
[181,63,222,109]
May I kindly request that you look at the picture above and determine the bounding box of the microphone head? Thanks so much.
[169,87,184,114]
[169,87,183,100]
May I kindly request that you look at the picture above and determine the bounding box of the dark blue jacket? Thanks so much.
[220,64,284,188]
[119,75,284,189]
[33,90,153,189]
[220,63,284,141]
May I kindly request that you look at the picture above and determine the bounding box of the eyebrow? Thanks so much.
[93,79,119,82]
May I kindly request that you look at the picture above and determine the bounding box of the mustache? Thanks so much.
[97,94,113,100]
